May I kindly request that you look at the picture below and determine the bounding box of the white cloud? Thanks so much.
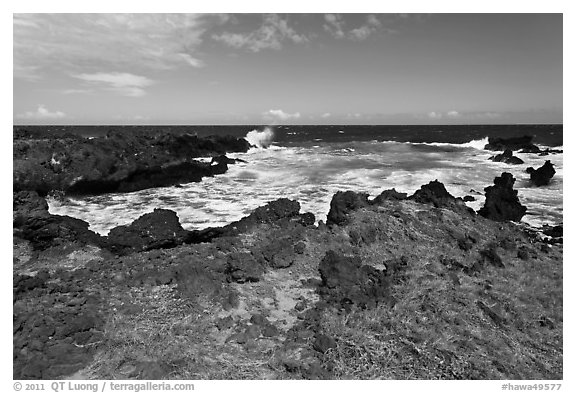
[178,53,205,68]
[367,15,382,27]
[16,105,66,120]
[349,26,373,41]
[323,14,345,39]
[212,14,307,52]
[349,15,389,41]
[13,14,220,80]
[263,109,301,121]
[325,14,394,41]
[73,72,155,97]
[447,110,461,118]
[428,111,442,119]
[321,112,331,118]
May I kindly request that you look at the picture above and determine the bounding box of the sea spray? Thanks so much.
[245,126,275,148]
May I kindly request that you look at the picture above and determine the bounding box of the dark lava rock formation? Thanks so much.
[408,180,469,212]
[526,161,556,187]
[318,251,392,309]
[484,135,540,152]
[489,149,524,165]
[13,129,250,195]
[326,191,370,226]
[13,191,106,251]
[326,182,474,227]
[478,172,527,222]
[107,209,191,255]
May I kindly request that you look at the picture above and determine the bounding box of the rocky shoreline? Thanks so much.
[14,128,251,196]
[13,133,562,380]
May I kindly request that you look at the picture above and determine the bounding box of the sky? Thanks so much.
[13,13,563,125]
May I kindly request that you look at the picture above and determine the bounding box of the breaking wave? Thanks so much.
[245,127,275,149]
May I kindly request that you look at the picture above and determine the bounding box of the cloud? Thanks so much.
[178,53,205,68]
[14,14,220,80]
[325,14,396,41]
[321,112,331,118]
[16,105,66,120]
[212,14,307,52]
[323,14,346,39]
[428,111,442,119]
[263,109,301,121]
[73,72,155,97]
[349,15,390,41]
[447,110,461,118]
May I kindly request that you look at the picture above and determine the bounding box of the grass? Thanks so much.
[52,201,562,380]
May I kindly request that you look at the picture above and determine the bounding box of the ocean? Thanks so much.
[45,124,563,235]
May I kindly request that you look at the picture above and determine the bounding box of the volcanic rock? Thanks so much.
[226,252,265,283]
[408,180,472,215]
[313,334,337,353]
[489,149,524,165]
[14,129,250,195]
[13,191,50,223]
[542,224,562,238]
[372,188,408,204]
[478,172,527,222]
[326,191,370,226]
[318,250,392,309]
[526,161,556,186]
[15,213,105,251]
[107,209,190,254]
[484,135,540,152]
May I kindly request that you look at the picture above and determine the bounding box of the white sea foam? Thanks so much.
[244,126,275,149]
[461,137,490,150]
[48,139,563,234]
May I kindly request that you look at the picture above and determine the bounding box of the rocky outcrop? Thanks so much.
[13,191,105,251]
[372,188,407,204]
[537,148,563,156]
[67,160,228,194]
[13,191,50,223]
[318,251,392,309]
[107,209,190,254]
[13,129,250,195]
[489,149,524,165]
[526,161,556,186]
[478,173,527,222]
[408,180,473,215]
[484,135,540,152]
[210,155,247,165]
[542,224,562,238]
[220,198,314,235]
[12,178,563,380]
[326,191,370,226]
[409,180,455,207]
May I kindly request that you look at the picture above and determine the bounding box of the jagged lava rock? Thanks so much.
[484,135,540,152]
[326,191,370,226]
[107,209,190,254]
[543,224,562,238]
[13,129,250,195]
[408,180,473,215]
[13,191,50,224]
[489,149,524,165]
[318,250,392,309]
[372,188,408,204]
[478,172,527,222]
[13,192,105,250]
[526,160,556,186]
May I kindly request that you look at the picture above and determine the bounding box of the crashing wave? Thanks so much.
[460,137,489,150]
[245,127,275,149]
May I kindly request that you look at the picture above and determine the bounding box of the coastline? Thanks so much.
[13,174,563,379]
